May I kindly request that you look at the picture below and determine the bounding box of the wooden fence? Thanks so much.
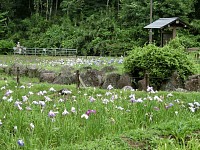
[13,47,77,56]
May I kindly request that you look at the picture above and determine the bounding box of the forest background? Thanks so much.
[0,0,200,56]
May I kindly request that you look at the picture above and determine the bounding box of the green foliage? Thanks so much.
[178,34,200,48]
[1,0,200,56]
[0,11,8,36]
[153,0,196,20]
[61,0,84,25]
[38,25,63,48]
[177,20,200,48]
[0,40,15,54]
[0,40,15,48]
[124,39,196,89]
[6,14,51,47]
[119,0,149,27]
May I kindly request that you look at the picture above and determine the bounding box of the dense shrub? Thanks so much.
[178,32,200,48]
[123,38,196,89]
[0,40,15,54]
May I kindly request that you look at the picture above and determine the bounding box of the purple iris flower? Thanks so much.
[130,98,137,103]
[86,110,96,116]
[89,96,96,102]
[48,110,56,118]
[5,89,13,96]
[165,103,174,109]
[17,139,24,146]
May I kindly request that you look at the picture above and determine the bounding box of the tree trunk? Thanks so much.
[29,0,32,15]
[40,0,43,16]
[35,0,39,14]
[55,0,58,15]
[46,0,49,20]
[107,0,110,8]
[49,0,53,20]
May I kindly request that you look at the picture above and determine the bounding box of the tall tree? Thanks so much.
[153,0,196,20]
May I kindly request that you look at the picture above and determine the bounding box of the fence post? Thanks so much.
[145,72,149,91]
[76,70,80,89]
[17,67,20,85]
[76,49,78,58]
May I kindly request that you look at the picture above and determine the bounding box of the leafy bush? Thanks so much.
[178,31,200,48]
[0,40,15,54]
[123,38,196,89]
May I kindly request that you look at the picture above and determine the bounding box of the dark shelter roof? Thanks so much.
[144,17,187,29]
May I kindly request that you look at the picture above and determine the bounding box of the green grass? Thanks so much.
[0,72,200,149]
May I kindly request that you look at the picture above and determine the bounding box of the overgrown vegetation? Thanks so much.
[124,38,196,89]
[0,0,200,55]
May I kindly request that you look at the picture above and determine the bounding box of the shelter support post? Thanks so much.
[149,29,153,43]
[172,27,177,39]
[160,29,163,47]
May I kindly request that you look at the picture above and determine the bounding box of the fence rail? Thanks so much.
[13,47,77,56]
[186,47,200,52]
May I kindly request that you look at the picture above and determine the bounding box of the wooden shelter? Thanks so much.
[144,17,188,46]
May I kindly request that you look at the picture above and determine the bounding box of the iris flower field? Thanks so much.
[0,55,200,150]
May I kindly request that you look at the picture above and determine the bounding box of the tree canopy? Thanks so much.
[0,0,200,55]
